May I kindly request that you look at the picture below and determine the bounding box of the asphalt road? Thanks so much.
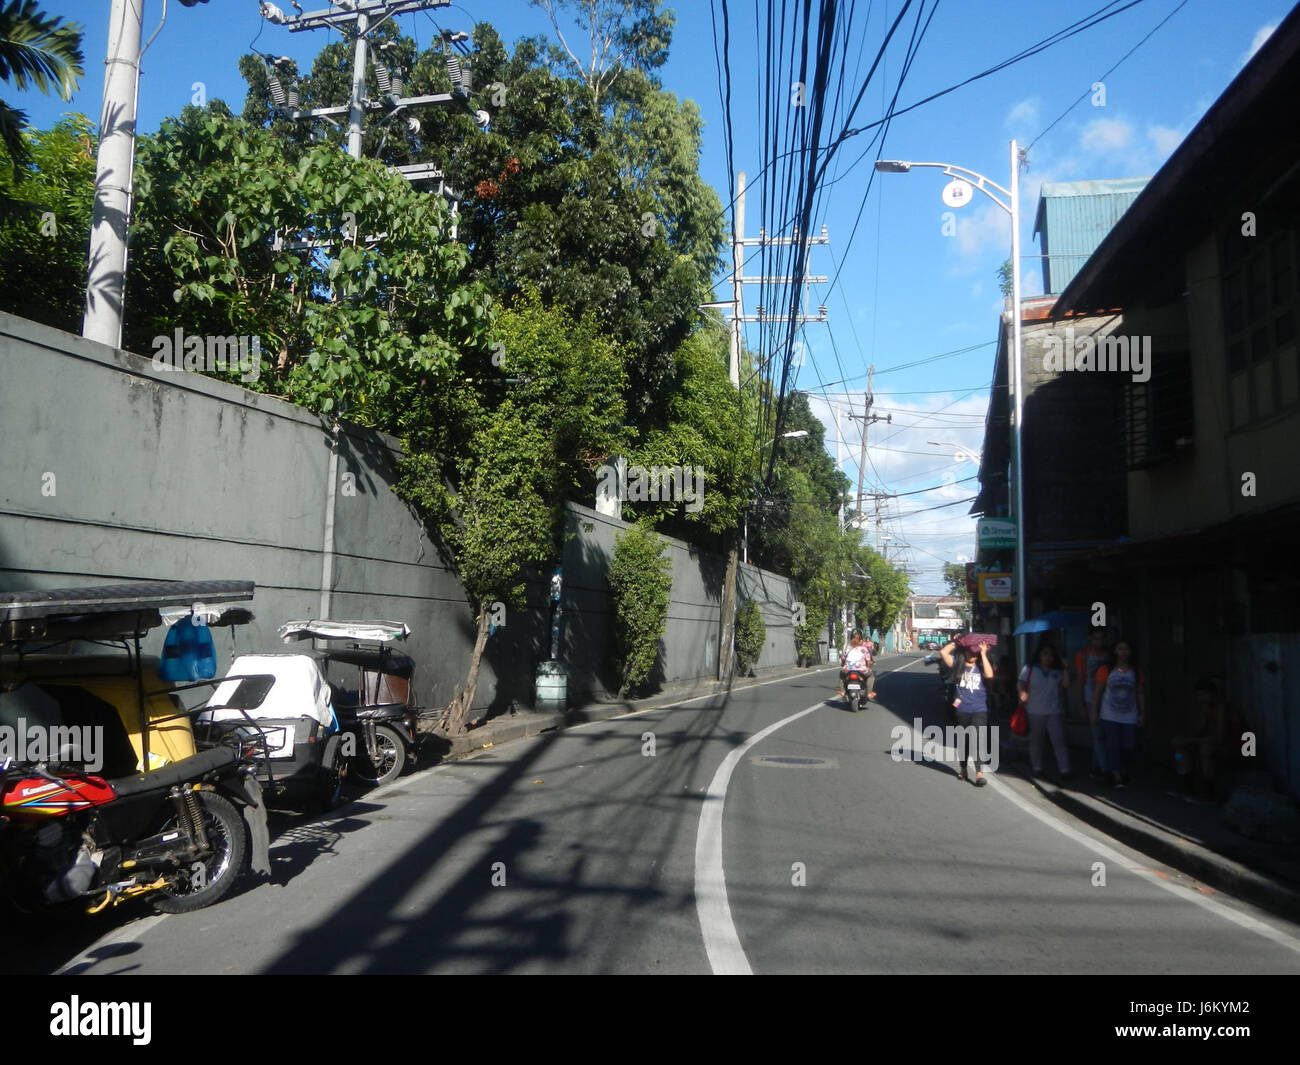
[42,654,1300,975]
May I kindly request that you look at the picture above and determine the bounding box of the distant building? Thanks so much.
[907,594,967,647]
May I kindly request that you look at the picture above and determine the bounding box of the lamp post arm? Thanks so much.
[890,161,1011,215]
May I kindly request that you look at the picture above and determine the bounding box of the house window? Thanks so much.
[1123,349,1193,469]
[1221,214,1299,425]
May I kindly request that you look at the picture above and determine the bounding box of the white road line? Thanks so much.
[570,664,844,726]
[694,700,826,975]
[692,656,928,973]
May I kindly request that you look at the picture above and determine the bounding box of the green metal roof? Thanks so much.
[1033,178,1149,295]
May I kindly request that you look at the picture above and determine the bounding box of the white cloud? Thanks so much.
[1080,117,1133,154]
[1147,124,1184,157]
[953,202,1009,262]
[1241,22,1277,65]
[1005,97,1040,130]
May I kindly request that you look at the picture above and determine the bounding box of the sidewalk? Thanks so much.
[420,661,838,758]
[1001,732,1300,924]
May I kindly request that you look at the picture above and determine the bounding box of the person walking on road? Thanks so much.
[1074,627,1110,780]
[1091,640,1145,788]
[1020,643,1072,779]
[940,638,994,786]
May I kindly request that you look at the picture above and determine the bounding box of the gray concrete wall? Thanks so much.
[0,312,798,712]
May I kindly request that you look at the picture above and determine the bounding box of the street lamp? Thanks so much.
[927,440,982,465]
[877,141,1026,665]
[744,431,810,563]
[760,429,809,450]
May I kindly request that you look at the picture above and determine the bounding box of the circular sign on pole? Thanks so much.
[942,178,974,208]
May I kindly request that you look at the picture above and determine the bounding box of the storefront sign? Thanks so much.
[979,573,1014,602]
[977,518,1016,550]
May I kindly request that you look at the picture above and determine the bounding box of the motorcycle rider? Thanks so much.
[839,632,874,698]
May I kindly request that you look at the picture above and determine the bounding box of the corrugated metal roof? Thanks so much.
[1033,178,1149,295]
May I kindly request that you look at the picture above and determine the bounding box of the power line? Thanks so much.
[1027,0,1191,152]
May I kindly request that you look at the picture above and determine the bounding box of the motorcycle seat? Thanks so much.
[109,746,239,799]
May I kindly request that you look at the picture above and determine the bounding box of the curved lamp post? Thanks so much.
[877,142,1026,664]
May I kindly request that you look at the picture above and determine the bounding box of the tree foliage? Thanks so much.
[0,0,82,182]
[0,113,93,328]
[608,520,673,696]
[395,291,628,730]
[734,599,765,678]
[127,106,493,418]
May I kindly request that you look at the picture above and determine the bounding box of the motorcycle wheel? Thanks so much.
[848,693,860,713]
[348,724,407,787]
[316,738,345,811]
[151,792,246,914]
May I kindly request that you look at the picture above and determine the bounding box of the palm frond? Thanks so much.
[0,0,84,100]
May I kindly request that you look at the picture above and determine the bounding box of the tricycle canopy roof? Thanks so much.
[0,581,255,644]
[278,619,411,644]
[201,653,336,729]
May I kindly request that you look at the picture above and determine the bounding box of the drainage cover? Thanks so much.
[752,755,837,769]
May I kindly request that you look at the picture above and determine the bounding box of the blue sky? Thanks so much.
[24,1,1295,591]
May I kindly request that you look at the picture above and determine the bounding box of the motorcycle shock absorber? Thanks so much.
[171,786,211,854]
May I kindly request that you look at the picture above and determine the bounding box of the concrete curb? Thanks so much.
[1026,774,1300,925]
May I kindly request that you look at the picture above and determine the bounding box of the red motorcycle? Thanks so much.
[0,580,270,917]
[1,744,266,914]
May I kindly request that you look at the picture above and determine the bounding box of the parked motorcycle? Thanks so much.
[1,739,266,914]
[0,580,270,916]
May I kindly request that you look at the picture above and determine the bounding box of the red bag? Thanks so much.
[1010,703,1029,737]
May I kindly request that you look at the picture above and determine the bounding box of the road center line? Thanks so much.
[692,661,919,974]
[694,700,827,975]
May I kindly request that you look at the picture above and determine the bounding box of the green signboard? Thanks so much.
[977,518,1016,550]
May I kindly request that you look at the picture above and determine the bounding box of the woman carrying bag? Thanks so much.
[1018,643,1072,780]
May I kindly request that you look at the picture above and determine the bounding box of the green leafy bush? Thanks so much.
[734,600,766,677]
[609,522,673,697]
[795,601,829,664]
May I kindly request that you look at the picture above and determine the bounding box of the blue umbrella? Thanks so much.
[1014,610,1090,635]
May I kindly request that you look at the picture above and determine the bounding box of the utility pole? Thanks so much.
[848,367,890,537]
[265,1,483,209]
[729,171,745,386]
[82,0,143,348]
[716,177,828,682]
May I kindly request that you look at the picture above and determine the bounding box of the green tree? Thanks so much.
[734,599,765,678]
[0,113,94,328]
[126,106,492,417]
[395,292,628,733]
[608,520,673,696]
[237,17,724,422]
[0,0,82,187]
[850,545,911,641]
[530,0,674,109]
[942,561,972,626]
